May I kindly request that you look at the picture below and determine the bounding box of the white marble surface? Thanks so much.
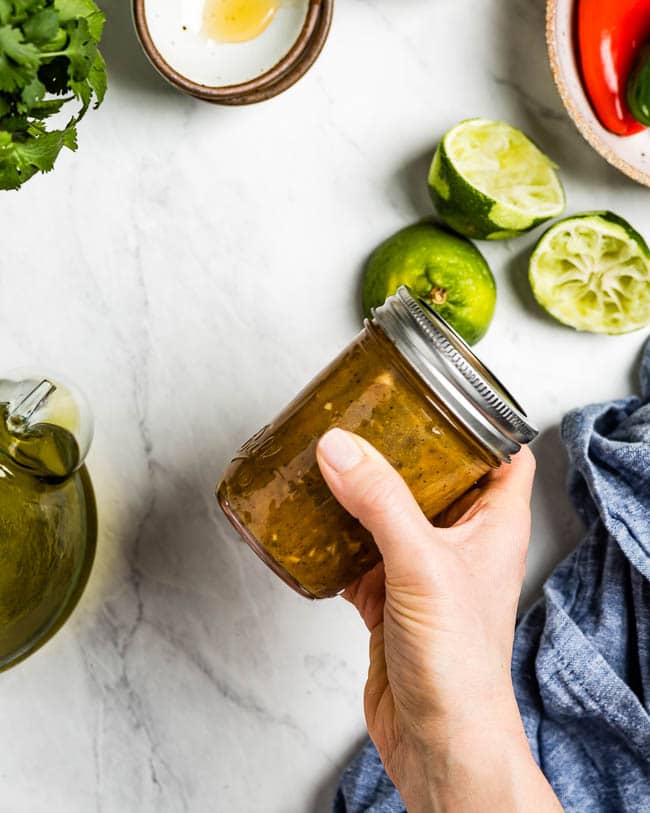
[1,0,649,810]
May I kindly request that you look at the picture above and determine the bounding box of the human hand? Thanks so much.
[317,429,562,813]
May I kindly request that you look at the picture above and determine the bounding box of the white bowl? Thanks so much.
[547,0,650,187]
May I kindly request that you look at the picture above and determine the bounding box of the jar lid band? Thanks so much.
[371,287,538,460]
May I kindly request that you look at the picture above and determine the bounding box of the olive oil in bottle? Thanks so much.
[0,375,96,669]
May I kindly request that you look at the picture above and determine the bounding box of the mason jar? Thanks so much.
[218,287,536,599]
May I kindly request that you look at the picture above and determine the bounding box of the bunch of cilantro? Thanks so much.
[0,0,106,190]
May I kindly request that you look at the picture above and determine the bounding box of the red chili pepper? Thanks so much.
[578,0,650,135]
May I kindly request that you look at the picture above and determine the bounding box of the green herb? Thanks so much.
[0,0,106,190]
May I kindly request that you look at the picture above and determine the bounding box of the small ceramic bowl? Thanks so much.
[546,0,650,187]
[133,0,333,105]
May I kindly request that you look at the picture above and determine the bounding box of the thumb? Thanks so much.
[316,428,435,579]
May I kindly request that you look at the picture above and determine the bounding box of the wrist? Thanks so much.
[395,713,559,813]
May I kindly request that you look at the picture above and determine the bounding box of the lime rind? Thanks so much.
[529,212,650,334]
[428,118,565,240]
[429,149,450,201]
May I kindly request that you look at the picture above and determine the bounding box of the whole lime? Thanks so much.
[363,222,496,344]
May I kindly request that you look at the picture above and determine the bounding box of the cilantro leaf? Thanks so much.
[0,0,12,26]
[70,45,103,111]
[0,25,40,91]
[15,123,77,170]
[61,17,96,81]
[0,122,77,188]
[0,155,28,188]
[39,26,67,51]
[23,9,60,44]
[84,9,103,43]
[0,0,106,189]
[87,46,103,103]
[54,0,104,41]
[18,73,44,108]
[69,72,88,107]
[2,112,28,130]
[10,0,45,24]
[27,94,69,118]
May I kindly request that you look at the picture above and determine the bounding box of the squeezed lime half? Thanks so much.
[428,118,565,240]
[529,212,650,334]
[363,222,496,345]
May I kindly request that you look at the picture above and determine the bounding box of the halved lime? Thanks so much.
[428,119,565,240]
[363,222,496,345]
[529,212,650,334]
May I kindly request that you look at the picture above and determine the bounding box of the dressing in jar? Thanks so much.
[218,287,536,599]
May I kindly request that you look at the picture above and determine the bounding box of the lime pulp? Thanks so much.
[428,118,565,240]
[529,212,650,334]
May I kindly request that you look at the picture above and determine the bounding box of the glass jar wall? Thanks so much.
[218,305,510,598]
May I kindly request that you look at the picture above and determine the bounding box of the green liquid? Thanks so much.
[0,405,96,669]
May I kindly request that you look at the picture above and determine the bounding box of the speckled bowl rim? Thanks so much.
[133,0,333,105]
[546,0,650,187]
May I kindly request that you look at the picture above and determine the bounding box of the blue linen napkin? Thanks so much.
[333,338,650,813]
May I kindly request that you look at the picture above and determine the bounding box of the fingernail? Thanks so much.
[318,429,364,473]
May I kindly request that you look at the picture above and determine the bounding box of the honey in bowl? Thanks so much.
[143,0,308,88]
[203,0,281,43]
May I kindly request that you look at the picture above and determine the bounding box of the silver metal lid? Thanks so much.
[371,286,537,460]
